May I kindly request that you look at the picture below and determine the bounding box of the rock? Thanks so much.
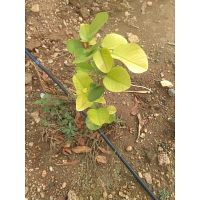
[42,170,47,178]
[147,1,153,7]
[62,182,67,189]
[68,190,78,200]
[127,33,140,43]
[96,155,107,164]
[30,111,40,123]
[144,172,152,184]
[80,7,90,19]
[31,4,40,13]
[49,166,53,172]
[119,191,126,198]
[28,142,34,147]
[40,192,45,198]
[48,59,53,64]
[126,146,133,152]
[108,194,113,199]
[168,88,175,97]
[158,146,164,152]
[160,80,173,88]
[160,72,164,78]
[140,133,146,139]
[103,191,108,198]
[138,172,143,178]
[25,73,32,85]
[125,11,130,17]
[158,152,170,165]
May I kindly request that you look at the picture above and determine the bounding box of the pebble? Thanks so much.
[125,11,130,17]
[49,166,53,172]
[160,80,173,88]
[40,192,45,198]
[42,170,47,178]
[108,194,113,199]
[103,191,108,198]
[28,142,34,147]
[25,73,32,85]
[144,172,152,184]
[48,59,53,64]
[147,1,153,7]
[140,133,146,139]
[168,88,175,97]
[158,146,164,152]
[127,33,140,43]
[62,182,67,189]
[138,172,143,178]
[126,146,133,152]
[68,190,77,200]
[158,152,170,165]
[160,72,164,78]
[31,4,40,12]
[80,7,90,19]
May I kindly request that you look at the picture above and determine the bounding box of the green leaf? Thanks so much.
[89,12,108,39]
[79,12,108,42]
[72,72,93,95]
[75,62,95,73]
[95,96,106,104]
[93,48,113,73]
[88,83,105,102]
[108,114,116,123]
[76,93,93,111]
[107,105,117,114]
[111,43,148,73]
[87,107,110,126]
[101,33,128,50]
[86,117,101,130]
[79,24,90,42]
[66,39,84,57]
[103,66,131,92]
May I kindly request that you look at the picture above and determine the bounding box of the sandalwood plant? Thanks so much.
[65,12,148,130]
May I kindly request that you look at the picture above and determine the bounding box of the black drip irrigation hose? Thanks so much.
[25,48,159,200]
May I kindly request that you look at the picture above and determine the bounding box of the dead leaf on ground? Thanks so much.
[131,97,140,116]
[98,147,111,155]
[96,155,107,164]
[30,111,40,123]
[75,112,84,129]
[72,146,91,154]
[62,146,72,155]
[136,113,146,142]
[52,134,65,145]
[55,159,80,166]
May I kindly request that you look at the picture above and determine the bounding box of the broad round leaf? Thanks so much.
[87,108,110,126]
[93,48,113,73]
[76,94,93,111]
[88,84,105,102]
[103,67,131,92]
[112,43,148,73]
[107,105,117,114]
[101,33,128,50]
[86,117,101,130]
[72,72,93,95]
[66,39,84,57]
[75,62,95,73]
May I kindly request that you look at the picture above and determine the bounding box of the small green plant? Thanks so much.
[159,189,170,200]
[35,94,77,139]
[65,12,148,130]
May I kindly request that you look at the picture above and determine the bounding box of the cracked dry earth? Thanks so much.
[25,0,175,199]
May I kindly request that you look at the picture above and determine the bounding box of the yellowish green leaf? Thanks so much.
[112,43,148,73]
[103,67,131,92]
[101,33,128,50]
[107,105,117,114]
[76,94,93,111]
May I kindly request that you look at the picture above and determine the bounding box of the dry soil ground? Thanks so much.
[25,0,175,199]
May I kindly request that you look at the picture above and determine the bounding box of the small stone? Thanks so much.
[28,142,34,147]
[42,170,47,178]
[143,128,148,133]
[127,33,140,43]
[50,196,54,200]
[80,7,90,19]
[108,194,113,199]
[125,11,130,17]
[158,152,170,165]
[68,190,77,200]
[122,101,126,105]
[103,191,108,198]
[140,133,146,139]
[62,182,67,189]
[158,146,164,152]
[154,113,159,117]
[160,72,164,78]
[138,172,143,178]
[40,192,45,198]
[119,191,126,198]
[48,59,53,64]
[147,1,153,7]
[160,80,173,88]
[168,88,175,97]
[25,73,32,85]
[144,172,152,184]
[78,16,83,22]
[31,4,40,13]
[40,93,45,99]
[30,111,40,123]
[49,166,53,172]
[126,146,133,152]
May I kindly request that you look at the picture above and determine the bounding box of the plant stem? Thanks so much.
[131,83,152,92]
